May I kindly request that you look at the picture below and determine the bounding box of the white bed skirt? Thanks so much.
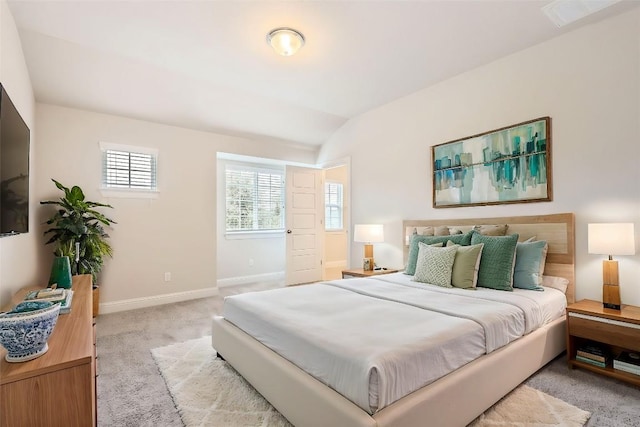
[212,315,566,427]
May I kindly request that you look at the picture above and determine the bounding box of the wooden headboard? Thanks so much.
[402,213,575,303]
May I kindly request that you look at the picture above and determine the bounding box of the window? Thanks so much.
[225,163,284,232]
[101,142,157,191]
[325,182,343,230]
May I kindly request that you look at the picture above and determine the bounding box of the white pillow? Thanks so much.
[542,275,569,293]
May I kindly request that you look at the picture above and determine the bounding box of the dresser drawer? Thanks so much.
[568,312,640,352]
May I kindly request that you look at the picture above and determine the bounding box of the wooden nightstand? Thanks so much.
[566,299,640,386]
[341,268,399,279]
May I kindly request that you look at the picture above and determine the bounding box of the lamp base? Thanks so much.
[602,284,621,310]
[363,244,374,271]
[602,260,621,311]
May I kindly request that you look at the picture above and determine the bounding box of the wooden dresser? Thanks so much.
[0,275,96,427]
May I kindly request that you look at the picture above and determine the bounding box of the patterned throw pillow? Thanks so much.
[405,231,473,275]
[471,232,519,291]
[413,242,458,288]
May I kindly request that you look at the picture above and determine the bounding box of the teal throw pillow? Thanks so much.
[413,242,458,288]
[513,240,548,291]
[471,231,519,291]
[405,231,473,276]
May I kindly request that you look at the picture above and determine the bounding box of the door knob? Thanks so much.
[287,230,292,234]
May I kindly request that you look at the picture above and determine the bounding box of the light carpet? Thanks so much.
[152,336,591,427]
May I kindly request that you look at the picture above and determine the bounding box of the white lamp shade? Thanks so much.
[588,223,636,255]
[354,224,384,243]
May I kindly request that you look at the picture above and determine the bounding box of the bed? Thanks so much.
[212,213,575,427]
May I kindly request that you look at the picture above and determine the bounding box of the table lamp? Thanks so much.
[354,224,384,271]
[588,223,636,310]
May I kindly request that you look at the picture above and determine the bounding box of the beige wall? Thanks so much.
[215,157,286,284]
[318,9,640,305]
[33,104,317,310]
[0,1,37,306]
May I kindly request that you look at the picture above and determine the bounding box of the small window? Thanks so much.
[325,182,343,230]
[225,162,284,233]
[100,142,157,192]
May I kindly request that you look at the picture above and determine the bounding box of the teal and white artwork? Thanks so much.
[432,117,551,208]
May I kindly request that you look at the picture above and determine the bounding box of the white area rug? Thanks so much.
[152,336,591,427]
[468,384,591,427]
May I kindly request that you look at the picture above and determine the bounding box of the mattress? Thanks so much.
[220,275,566,414]
[375,273,567,325]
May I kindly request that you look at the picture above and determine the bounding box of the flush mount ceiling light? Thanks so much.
[266,27,305,56]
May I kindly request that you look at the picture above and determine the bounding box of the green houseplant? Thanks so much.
[41,179,115,285]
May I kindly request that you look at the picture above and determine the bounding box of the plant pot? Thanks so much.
[48,256,73,289]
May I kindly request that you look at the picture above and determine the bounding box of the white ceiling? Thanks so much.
[8,1,638,147]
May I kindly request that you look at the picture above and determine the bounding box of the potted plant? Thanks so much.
[41,179,115,313]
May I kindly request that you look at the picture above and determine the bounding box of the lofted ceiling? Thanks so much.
[7,0,638,148]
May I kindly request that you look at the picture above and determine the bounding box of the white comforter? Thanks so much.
[221,275,564,414]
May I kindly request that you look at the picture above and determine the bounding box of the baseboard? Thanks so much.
[100,286,219,314]
[217,271,285,288]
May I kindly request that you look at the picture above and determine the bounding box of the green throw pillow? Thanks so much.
[471,231,519,291]
[446,241,484,289]
[405,230,473,275]
[413,242,458,288]
[513,240,548,291]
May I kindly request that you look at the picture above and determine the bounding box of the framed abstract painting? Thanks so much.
[432,117,552,208]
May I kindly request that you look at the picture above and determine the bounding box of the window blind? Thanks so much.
[102,149,157,190]
[325,182,343,230]
[225,163,284,232]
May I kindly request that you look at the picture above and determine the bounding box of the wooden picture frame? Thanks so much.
[432,117,552,208]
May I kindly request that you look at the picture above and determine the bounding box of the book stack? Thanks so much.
[614,352,640,376]
[24,288,74,314]
[575,343,608,368]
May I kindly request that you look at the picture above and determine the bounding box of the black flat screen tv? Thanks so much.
[0,83,30,237]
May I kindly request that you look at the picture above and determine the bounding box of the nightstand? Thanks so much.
[566,299,640,386]
[341,268,399,279]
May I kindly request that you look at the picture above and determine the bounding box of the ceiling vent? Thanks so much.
[542,0,621,27]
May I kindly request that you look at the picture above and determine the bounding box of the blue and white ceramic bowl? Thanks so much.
[0,302,61,363]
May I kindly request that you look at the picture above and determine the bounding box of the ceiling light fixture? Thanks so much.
[266,27,305,56]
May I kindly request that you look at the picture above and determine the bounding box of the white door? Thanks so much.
[285,166,323,286]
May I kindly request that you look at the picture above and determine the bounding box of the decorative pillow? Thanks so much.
[471,232,519,291]
[446,240,484,289]
[413,242,458,288]
[513,240,548,291]
[420,227,435,236]
[473,224,508,236]
[406,226,435,237]
[404,231,474,275]
[542,275,569,293]
[448,228,463,235]
[434,226,450,236]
